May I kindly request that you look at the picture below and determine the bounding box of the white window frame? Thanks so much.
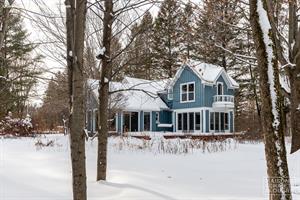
[180,82,195,103]
[209,111,230,133]
[167,88,173,100]
[217,82,224,95]
[155,112,159,124]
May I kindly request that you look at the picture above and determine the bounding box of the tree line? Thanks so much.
[1,0,300,200]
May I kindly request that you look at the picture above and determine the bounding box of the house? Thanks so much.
[86,61,239,135]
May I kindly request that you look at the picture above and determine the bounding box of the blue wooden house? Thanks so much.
[86,61,239,135]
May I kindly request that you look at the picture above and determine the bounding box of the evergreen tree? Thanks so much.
[0,12,42,118]
[38,71,69,130]
[193,0,243,71]
[178,1,195,60]
[125,11,154,79]
[151,0,183,78]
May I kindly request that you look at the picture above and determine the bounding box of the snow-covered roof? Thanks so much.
[87,77,170,111]
[167,61,239,89]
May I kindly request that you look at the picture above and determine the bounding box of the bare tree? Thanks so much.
[65,0,87,199]
[94,0,158,181]
[249,0,291,199]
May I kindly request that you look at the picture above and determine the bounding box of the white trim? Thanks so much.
[150,112,153,131]
[180,81,196,103]
[203,110,206,133]
[173,107,212,113]
[167,88,173,100]
[155,111,160,124]
[121,112,123,134]
[173,112,176,132]
[115,113,118,133]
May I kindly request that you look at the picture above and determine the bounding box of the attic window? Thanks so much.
[180,82,195,103]
[168,89,173,100]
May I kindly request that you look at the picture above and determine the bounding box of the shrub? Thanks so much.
[0,112,33,136]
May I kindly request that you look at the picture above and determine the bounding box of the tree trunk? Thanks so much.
[249,0,292,199]
[97,0,113,181]
[66,0,87,199]
[288,1,300,154]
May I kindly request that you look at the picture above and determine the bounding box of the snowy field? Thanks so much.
[0,134,300,200]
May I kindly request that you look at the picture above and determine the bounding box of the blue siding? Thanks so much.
[151,111,172,132]
[172,67,203,109]
[203,74,235,107]
[158,93,173,108]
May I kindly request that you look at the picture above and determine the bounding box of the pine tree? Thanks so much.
[38,71,69,130]
[0,12,41,118]
[193,0,243,71]
[151,0,183,78]
[125,11,154,79]
[178,1,195,60]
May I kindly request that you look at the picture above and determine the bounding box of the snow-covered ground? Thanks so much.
[0,134,299,200]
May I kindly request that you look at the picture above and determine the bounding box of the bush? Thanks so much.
[0,112,33,136]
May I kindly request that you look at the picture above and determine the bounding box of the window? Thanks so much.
[144,112,151,131]
[210,112,230,132]
[168,89,173,100]
[189,113,194,131]
[178,113,182,130]
[195,112,201,130]
[224,113,229,130]
[181,82,195,102]
[217,82,223,95]
[155,112,159,123]
[210,112,215,130]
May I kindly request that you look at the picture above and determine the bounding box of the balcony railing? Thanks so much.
[213,95,234,103]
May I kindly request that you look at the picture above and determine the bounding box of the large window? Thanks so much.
[181,82,195,102]
[210,112,229,132]
[177,112,201,132]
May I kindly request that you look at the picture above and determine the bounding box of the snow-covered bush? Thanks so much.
[110,136,238,154]
[0,113,33,136]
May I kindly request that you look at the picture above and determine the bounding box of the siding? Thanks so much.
[172,67,203,109]
[204,73,235,107]
[151,111,172,132]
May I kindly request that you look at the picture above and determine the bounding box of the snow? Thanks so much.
[0,134,299,200]
[280,74,291,93]
[87,77,170,111]
[98,47,106,56]
[167,61,239,89]
[157,124,173,128]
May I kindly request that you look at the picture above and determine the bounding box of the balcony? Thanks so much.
[212,95,234,109]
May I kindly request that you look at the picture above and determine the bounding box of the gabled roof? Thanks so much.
[167,61,239,89]
[87,77,170,111]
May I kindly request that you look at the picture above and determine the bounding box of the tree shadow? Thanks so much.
[100,181,178,200]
